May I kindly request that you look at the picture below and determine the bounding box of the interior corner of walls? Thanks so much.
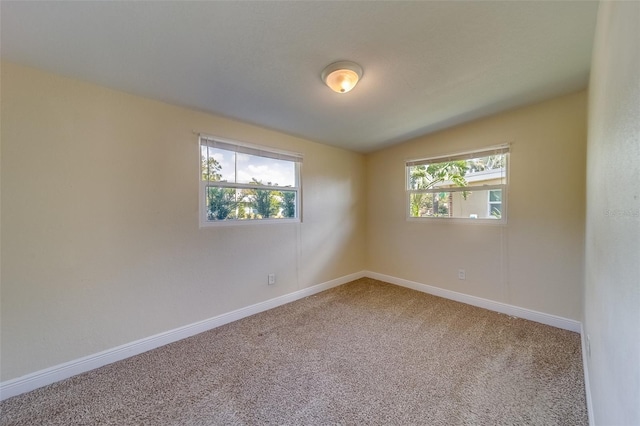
[364,271,581,333]
[580,323,596,426]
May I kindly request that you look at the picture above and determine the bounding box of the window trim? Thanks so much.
[405,144,510,224]
[198,134,303,227]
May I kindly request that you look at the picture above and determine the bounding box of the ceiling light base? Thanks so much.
[321,61,363,94]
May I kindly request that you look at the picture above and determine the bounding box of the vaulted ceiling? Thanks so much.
[1,1,598,152]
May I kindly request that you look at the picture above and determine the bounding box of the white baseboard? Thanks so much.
[364,271,582,332]
[580,324,595,426]
[1,270,584,401]
[367,271,590,421]
[0,271,365,401]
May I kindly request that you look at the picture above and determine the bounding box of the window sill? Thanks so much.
[200,218,300,228]
[406,217,507,226]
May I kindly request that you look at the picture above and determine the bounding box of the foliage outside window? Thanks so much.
[407,146,509,222]
[200,136,302,226]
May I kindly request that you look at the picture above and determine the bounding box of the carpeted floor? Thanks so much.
[0,278,588,425]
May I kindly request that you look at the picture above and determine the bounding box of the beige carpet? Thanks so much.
[0,278,587,425]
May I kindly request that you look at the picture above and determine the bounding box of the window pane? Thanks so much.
[247,186,279,219]
[201,146,236,183]
[410,192,451,217]
[206,187,239,221]
[207,186,297,221]
[407,154,507,190]
[236,153,296,187]
[467,155,506,174]
[451,189,501,219]
[409,193,451,217]
[410,189,503,219]
[489,189,502,202]
[490,204,502,218]
[408,163,468,190]
[409,193,429,217]
[236,189,253,220]
[279,190,297,218]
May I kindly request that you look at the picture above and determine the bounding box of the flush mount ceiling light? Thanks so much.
[321,61,363,94]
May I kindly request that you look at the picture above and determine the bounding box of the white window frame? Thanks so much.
[199,135,303,227]
[406,145,510,224]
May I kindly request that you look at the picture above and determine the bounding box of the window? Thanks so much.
[406,145,509,222]
[200,136,302,226]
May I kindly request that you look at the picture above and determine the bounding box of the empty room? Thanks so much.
[1,1,638,425]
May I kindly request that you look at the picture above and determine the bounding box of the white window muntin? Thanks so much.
[407,183,505,195]
[406,145,510,167]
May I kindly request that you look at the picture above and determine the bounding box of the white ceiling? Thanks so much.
[1,1,598,152]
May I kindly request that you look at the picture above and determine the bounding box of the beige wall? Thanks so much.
[0,62,366,381]
[585,1,640,424]
[366,91,587,319]
[0,61,591,386]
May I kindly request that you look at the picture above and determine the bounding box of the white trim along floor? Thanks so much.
[1,269,590,426]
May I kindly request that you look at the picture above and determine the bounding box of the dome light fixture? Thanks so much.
[321,61,363,94]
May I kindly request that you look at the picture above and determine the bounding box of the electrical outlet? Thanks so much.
[458,269,466,280]
[268,274,276,285]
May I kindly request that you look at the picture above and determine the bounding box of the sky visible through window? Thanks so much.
[201,146,296,187]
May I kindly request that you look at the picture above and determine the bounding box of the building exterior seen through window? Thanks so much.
[406,146,509,222]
